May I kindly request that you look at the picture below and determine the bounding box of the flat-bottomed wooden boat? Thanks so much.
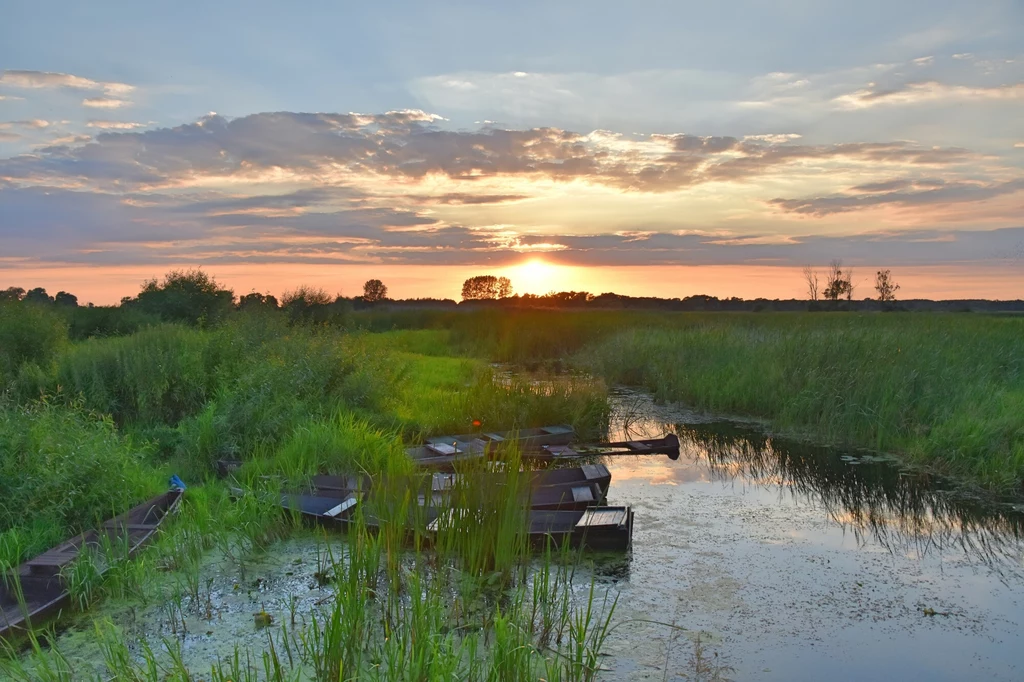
[0,488,183,642]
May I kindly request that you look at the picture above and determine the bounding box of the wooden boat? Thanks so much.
[407,425,576,469]
[531,434,681,462]
[0,488,183,642]
[279,491,632,552]
[429,506,634,552]
[310,463,612,507]
[412,432,681,469]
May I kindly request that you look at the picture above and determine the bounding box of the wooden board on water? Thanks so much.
[576,508,628,528]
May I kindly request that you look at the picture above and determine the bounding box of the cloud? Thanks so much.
[7,119,50,129]
[770,179,1024,216]
[43,134,93,147]
[406,193,530,205]
[0,107,1020,272]
[0,132,20,142]
[82,97,130,109]
[86,120,147,129]
[2,180,1022,270]
[834,81,1024,108]
[0,111,989,194]
[0,69,133,96]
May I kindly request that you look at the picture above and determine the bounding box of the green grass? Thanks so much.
[3,300,1022,677]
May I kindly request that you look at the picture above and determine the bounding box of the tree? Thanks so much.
[24,287,54,304]
[238,292,279,310]
[362,279,388,302]
[135,268,235,325]
[823,260,853,301]
[462,275,501,300]
[281,286,333,322]
[802,266,819,301]
[0,287,25,302]
[497,277,513,299]
[875,269,900,302]
[54,291,79,307]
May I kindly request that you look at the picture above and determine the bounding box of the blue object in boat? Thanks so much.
[169,474,187,490]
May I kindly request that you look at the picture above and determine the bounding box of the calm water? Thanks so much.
[599,388,1024,681]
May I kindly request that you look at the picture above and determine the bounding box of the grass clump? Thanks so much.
[0,400,160,565]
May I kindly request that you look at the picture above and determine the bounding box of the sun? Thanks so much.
[504,259,576,295]
[518,259,556,282]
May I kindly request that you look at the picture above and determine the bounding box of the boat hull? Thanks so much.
[0,489,183,643]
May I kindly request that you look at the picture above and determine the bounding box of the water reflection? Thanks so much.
[606,390,1024,577]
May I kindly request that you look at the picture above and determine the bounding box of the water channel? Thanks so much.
[600,387,1024,680]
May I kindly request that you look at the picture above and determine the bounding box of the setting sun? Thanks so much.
[502,259,578,296]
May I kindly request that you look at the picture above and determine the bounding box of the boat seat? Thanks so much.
[426,442,460,456]
[25,551,80,575]
[571,486,595,503]
[105,523,156,532]
[575,508,628,529]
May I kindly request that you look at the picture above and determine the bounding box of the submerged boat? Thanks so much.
[0,487,184,642]
[278,491,633,552]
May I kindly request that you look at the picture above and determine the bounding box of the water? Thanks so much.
[599,388,1024,681]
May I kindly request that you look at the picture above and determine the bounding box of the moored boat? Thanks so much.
[407,425,576,469]
[309,463,612,510]
[278,491,632,552]
[0,486,184,642]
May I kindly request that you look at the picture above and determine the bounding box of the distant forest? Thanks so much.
[2,268,1023,326]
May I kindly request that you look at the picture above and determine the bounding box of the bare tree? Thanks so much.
[802,266,819,301]
[362,279,388,302]
[875,269,900,302]
[824,260,853,301]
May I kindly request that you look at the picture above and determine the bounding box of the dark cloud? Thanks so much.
[3,183,1022,269]
[407,193,530,205]
[771,179,1024,216]
[0,111,986,193]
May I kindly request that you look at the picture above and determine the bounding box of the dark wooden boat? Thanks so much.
[0,489,183,642]
[309,463,611,512]
[429,506,634,552]
[279,491,632,552]
[407,425,576,469]
[529,506,634,552]
[531,434,681,462]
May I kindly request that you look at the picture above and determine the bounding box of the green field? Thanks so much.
[1,297,1022,678]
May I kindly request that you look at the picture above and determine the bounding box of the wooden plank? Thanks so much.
[576,508,627,528]
[323,495,359,518]
[426,442,459,456]
[571,486,595,503]
[581,464,603,480]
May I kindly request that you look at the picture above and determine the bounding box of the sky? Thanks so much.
[1,0,1023,303]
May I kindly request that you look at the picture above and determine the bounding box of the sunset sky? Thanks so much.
[2,0,1023,303]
